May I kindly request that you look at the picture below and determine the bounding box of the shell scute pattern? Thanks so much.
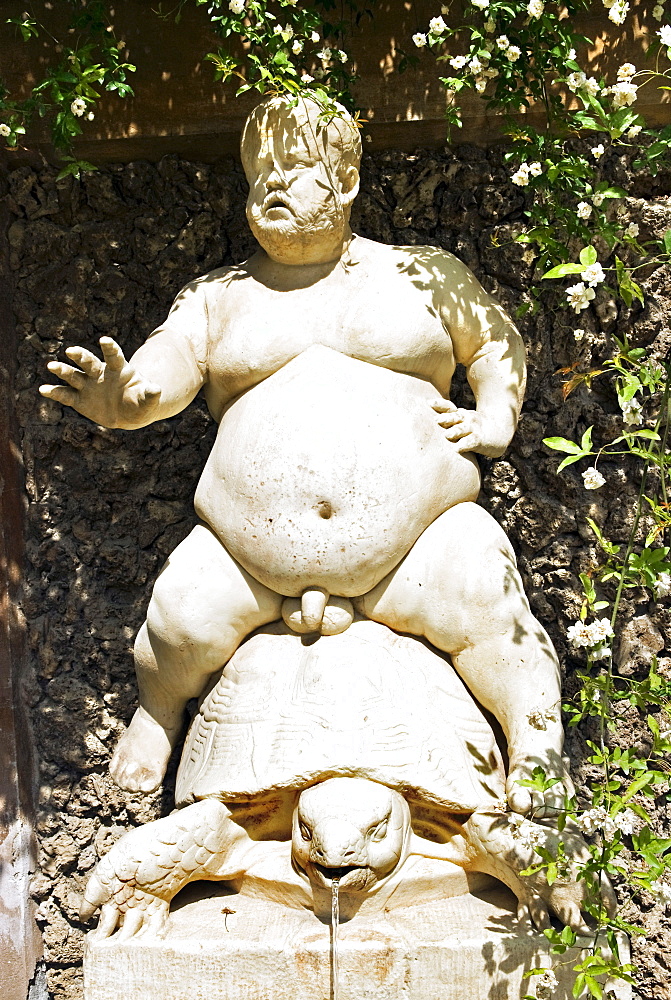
[176,620,505,811]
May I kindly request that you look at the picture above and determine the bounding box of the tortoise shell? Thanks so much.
[176,619,505,814]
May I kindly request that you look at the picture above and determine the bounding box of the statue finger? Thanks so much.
[39,384,79,408]
[432,399,456,413]
[46,361,87,390]
[438,412,464,428]
[138,383,162,403]
[65,346,104,379]
[456,434,479,452]
[99,336,127,372]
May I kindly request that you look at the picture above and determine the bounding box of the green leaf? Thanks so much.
[663,229,671,254]
[541,263,584,279]
[543,436,583,454]
[579,246,597,267]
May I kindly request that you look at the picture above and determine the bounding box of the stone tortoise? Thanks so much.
[82,618,614,938]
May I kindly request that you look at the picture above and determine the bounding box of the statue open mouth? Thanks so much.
[264,195,292,214]
[312,863,361,883]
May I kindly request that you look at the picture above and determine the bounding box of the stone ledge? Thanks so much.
[84,881,631,1000]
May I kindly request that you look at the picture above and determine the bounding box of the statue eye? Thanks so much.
[299,821,312,841]
[370,820,388,841]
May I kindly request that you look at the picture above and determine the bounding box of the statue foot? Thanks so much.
[506,745,575,818]
[109,708,178,793]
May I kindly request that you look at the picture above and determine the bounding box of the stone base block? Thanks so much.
[84,880,631,1000]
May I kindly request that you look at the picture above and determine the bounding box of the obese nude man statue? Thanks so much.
[41,96,570,816]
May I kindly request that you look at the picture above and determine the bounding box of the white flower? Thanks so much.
[566,71,587,92]
[608,0,630,24]
[529,161,543,176]
[506,45,522,61]
[536,968,559,999]
[627,124,642,138]
[615,809,637,835]
[655,572,671,599]
[574,328,585,341]
[316,46,332,61]
[450,55,469,70]
[512,164,530,186]
[649,879,671,905]
[429,16,448,34]
[577,201,593,220]
[311,30,320,43]
[301,72,314,84]
[496,34,510,49]
[485,66,499,79]
[577,805,610,835]
[587,618,614,644]
[87,111,95,121]
[568,48,577,61]
[618,62,636,80]
[71,98,86,117]
[228,0,245,12]
[0,124,10,137]
[660,24,671,46]
[527,0,545,16]
[338,49,347,63]
[592,192,605,207]
[582,262,605,286]
[292,39,303,54]
[611,81,638,108]
[582,466,606,489]
[567,621,593,646]
[475,77,487,93]
[583,76,601,96]
[279,24,294,40]
[566,282,595,313]
[469,56,484,73]
[591,143,605,159]
[653,5,665,21]
[485,18,496,32]
[472,0,491,8]
[413,32,427,48]
[619,395,643,425]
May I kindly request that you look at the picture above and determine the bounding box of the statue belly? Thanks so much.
[195,346,480,597]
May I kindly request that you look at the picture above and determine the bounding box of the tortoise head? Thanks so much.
[292,777,411,893]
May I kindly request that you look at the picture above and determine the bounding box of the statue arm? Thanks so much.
[40,278,209,430]
[435,256,526,458]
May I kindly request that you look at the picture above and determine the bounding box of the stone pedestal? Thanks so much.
[84,876,631,1000]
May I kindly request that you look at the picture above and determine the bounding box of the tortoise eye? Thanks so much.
[370,819,388,841]
[299,821,312,841]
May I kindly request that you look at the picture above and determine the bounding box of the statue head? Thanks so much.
[241,95,362,266]
[291,777,411,893]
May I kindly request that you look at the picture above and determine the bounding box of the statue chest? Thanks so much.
[204,275,456,408]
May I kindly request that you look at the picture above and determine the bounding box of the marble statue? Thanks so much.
[80,620,613,940]
[41,97,627,997]
[40,95,570,821]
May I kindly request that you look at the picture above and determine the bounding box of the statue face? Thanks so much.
[242,105,359,265]
[291,778,410,892]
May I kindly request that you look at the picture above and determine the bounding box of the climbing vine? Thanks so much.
[3,1,671,997]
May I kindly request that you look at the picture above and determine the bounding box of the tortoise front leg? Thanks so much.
[81,799,252,940]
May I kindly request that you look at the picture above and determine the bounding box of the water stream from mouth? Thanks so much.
[331,877,340,1000]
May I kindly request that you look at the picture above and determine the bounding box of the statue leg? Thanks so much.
[81,798,256,940]
[110,522,283,793]
[356,502,572,816]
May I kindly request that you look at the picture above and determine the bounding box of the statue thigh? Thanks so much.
[136,522,283,695]
[355,501,560,720]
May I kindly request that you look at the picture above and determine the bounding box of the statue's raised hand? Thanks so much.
[39,337,161,429]
[432,399,509,458]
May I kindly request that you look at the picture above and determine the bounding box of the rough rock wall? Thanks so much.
[6,145,671,999]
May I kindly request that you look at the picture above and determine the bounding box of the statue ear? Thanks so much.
[339,165,360,207]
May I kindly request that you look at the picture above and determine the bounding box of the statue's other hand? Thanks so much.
[39,337,161,429]
[432,401,507,458]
